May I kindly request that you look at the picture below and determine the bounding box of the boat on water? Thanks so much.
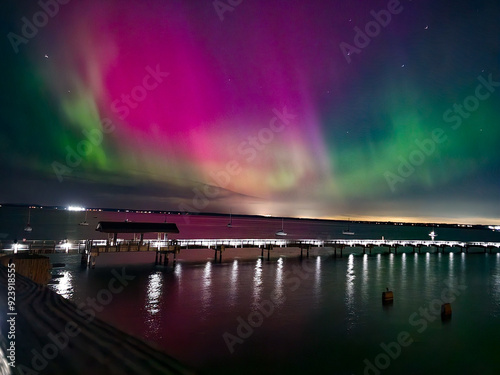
[275,218,287,236]
[342,219,354,235]
[24,207,32,232]
[79,210,89,226]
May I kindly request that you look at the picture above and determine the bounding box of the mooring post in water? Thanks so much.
[307,245,310,258]
[261,246,264,259]
[155,250,159,265]
[267,244,272,261]
[164,252,168,266]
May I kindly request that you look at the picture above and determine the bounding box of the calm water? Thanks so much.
[3,207,500,374]
[47,251,500,374]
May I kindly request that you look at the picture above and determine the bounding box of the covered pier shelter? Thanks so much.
[96,221,179,245]
[82,221,180,267]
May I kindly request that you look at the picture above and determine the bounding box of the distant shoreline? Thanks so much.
[0,203,493,229]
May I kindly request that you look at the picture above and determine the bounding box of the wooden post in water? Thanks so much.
[307,245,310,258]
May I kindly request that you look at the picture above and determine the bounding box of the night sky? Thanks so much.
[1,0,499,224]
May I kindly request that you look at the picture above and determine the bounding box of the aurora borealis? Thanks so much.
[1,0,499,223]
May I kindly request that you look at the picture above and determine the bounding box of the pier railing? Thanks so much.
[2,238,500,255]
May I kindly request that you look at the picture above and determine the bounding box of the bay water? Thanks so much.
[2,207,500,374]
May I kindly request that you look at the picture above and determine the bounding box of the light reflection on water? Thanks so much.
[492,254,500,317]
[424,252,431,297]
[345,254,355,330]
[400,253,407,291]
[376,253,381,284]
[388,253,394,288]
[313,256,322,305]
[144,271,163,338]
[413,252,419,287]
[361,254,368,303]
[146,272,163,316]
[201,261,212,315]
[273,258,285,306]
[49,250,500,374]
[228,260,239,307]
[51,271,73,300]
[448,252,455,285]
[252,258,263,309]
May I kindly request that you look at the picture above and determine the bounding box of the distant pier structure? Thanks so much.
[83,221,180,268]
[5,232,499,267]
[79,235,500,267]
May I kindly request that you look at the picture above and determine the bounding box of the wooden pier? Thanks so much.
[3,237,500,268]
[74,238,500,267]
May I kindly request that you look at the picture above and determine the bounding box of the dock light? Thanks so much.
[63,240,70,253]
